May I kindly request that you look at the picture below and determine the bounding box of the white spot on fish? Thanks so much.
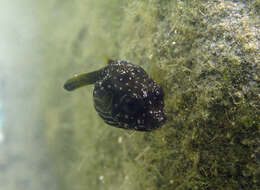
[143,91,148,97]
[158,117,164,122]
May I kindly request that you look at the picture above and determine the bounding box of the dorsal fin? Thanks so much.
[106,58,115,65]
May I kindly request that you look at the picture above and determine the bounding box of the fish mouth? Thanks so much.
[151,115,166,128]
[142,110,166,130]
[120,113,166,132]
[114,113,166,132]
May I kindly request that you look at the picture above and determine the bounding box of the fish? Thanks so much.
[64,59,166,131]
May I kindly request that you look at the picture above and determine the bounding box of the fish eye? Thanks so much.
[155,87,164,98]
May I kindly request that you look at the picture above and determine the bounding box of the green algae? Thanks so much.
[40,0,259,189]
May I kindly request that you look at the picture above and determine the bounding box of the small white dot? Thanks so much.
[99,176,104,181]
[101,87,104,90]
[119,87,123,90]
[120,78,123,81]
[158,117,164,122]
[118,137,123,143]
[107,85,111,88]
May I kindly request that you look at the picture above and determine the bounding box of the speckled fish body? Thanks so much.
[64,60,166,131]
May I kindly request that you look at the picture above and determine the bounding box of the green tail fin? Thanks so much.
[64,68,105,91]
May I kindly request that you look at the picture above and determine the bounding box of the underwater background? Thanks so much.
[0,0,259,190]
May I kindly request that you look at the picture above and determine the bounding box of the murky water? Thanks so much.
[0,1,259,190]
[0,1,58,189]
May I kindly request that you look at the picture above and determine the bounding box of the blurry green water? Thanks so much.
[0,0,57,189]
[2,0,258,190]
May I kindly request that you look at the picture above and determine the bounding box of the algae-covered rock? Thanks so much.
[41,0,259,189]
[120,1,259,189]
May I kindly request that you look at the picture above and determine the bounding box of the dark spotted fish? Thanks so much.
[64,59,166,131]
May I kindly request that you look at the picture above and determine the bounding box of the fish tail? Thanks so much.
[64,68,105,91]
